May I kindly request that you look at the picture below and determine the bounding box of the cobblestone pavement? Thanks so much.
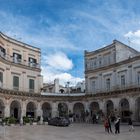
[0,123,140,140]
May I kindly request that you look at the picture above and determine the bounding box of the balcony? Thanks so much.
[0,53,40,69]
[87,82,140,96]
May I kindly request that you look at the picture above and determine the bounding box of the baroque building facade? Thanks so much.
[85,40,140,122]
[0,32,140,123]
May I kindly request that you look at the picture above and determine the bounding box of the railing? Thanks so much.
[88,82,140,95]
[86,61,115,71]
[0,53,40,69]
[41,92,86,96]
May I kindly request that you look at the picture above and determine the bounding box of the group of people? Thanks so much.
[104,116,134,134]
[70,111,99,123]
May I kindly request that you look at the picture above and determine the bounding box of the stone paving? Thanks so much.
[0,123,140,140]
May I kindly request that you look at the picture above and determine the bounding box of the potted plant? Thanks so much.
[23,116,30,125]
[8,117,16,126]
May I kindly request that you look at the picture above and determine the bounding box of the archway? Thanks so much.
[106,100,114,117]
[90,102,100,123]
[58,103,68,117]
[0,99,4,118]
[42,102,52,120]
[135,97,140,122]
[119,98,130,122]
[73,102,85,122]
[90,102,100,116]
[10,100,21,120]
[26,102,36,118]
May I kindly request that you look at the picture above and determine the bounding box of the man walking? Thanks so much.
[115,116,120,134]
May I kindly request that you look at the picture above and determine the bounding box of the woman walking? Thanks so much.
[104,118,109,133]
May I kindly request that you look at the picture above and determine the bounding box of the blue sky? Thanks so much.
[0,0,140,85]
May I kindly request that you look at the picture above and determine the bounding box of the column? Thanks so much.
[112,70,116,88]
[99,100,105,115]
[128,65,132,85]
[36,102,42,117]
[129,98,135,120]
[113,98,120,116]
[21,101,26,117]
[4,99,10,117]
[98,73,102,92]
[68,102,74,113]
[85,102,90,112]
[5,68,11,89]
[52,102,58,117]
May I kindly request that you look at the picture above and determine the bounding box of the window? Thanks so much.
[137,73,140,85]
[29,79,34,92]
[103,53,111,65]
[0,46,6,58]
[121,75,125,86]
[29,57,37,67]
[0,72,3,87]
[13,53,22,63]
[106,78,110,91]
[99,57,102,66]
[13,76,19,90]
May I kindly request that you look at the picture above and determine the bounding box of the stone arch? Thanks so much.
[10,100,21,120]
[0,99,5,118]
[90,102,100,115]
[26,101,36,118]
[59,89,65,93]
[106,100,114,117]
[135,97,140,122]
[73,102,84,116]
[58,102,68,117]
[42,102,52,120]
[73,102,85,122]
[119,98,130,122]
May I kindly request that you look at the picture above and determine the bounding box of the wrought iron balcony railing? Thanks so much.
[0,53,40,69]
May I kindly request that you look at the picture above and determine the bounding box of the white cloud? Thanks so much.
[41,52,83,86]
[43,52,73,71]
[124,30,140,38]
[41,65,84,86]
[124,30,140,51]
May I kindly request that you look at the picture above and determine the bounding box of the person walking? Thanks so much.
[115,116,120,134]
[108,116,113,133]
[104,118,109,133]
[128,118,134,132]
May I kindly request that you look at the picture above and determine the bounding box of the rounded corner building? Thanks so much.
[0,32,140,123]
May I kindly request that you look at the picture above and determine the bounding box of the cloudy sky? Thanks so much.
[0,0,140,86]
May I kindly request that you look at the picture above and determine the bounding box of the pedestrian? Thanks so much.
[128,118,134,132]
[115,116,120,134]
[108,116,113,133]
[104,118,109,133]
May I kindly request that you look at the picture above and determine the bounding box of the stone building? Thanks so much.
[0,32,43,119]
[43,79,67,93]
[85,40,140,122]
[0,32,140,123]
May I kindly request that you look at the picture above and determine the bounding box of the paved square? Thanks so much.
[0,124,140,140]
